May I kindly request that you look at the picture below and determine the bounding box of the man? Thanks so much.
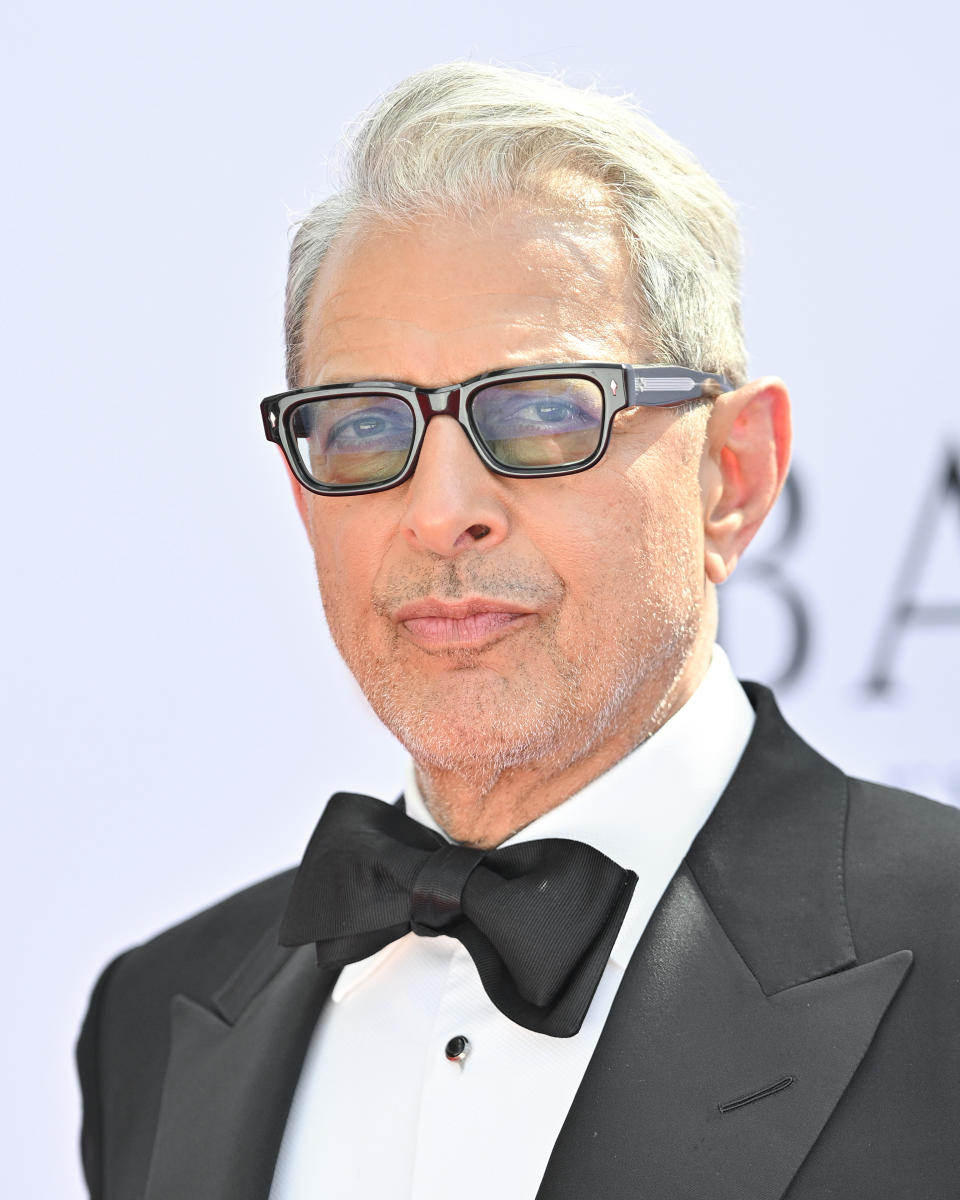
[77,63,959,1199]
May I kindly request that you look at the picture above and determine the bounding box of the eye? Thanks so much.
[478,395,598,439]
[516,399,594,428]
[326,407,410,449]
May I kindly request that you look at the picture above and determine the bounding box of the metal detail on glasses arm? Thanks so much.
[623,365,730,408]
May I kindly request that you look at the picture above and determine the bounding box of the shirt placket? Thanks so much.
[411,941,502,1197]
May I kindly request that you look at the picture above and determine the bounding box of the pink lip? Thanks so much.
[393,598,537,649]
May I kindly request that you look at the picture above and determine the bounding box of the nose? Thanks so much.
[399,417,510,556]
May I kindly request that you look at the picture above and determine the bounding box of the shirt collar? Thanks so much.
[334,645,753,1000]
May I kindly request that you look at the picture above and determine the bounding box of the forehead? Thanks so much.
[299,190,644,388]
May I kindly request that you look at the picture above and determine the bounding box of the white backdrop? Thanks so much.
[3,1,958,1194]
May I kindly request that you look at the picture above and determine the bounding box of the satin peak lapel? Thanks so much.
[537,867,910,1200]
[537,686,914,1200]
[143,925,335,1200]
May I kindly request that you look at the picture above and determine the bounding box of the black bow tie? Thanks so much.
[279,793,637,1037]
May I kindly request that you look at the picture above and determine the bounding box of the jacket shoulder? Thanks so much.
[844,779,960,959]
[109,867,297,998]
[77,869,297,1198]
[845,777,960,889]
[83,865,298,1055]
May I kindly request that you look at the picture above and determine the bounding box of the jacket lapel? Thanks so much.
[537,685,913,1200]
[537,866,910,1200]
[143,924,336,1200]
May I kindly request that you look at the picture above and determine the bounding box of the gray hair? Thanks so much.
[284,62,747,389]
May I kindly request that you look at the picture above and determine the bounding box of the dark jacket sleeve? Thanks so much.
[76,953,127,1200]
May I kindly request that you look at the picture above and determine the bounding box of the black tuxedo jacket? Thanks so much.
[77,685,960,1198]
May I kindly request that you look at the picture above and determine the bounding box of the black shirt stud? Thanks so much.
[445,1035,470,1065]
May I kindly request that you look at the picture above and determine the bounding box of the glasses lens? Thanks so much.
[289,394,415,488]
[469,376,604,469]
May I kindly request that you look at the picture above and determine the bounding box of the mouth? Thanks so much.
[392,597,538,650]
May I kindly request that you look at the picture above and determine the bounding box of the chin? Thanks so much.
[361,660,640,787]
[373,680,568,772]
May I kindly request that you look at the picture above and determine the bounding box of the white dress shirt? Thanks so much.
[269,646,754,1200]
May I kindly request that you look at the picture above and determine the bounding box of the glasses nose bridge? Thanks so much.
[413,383,489,474]
[415,384,463,422]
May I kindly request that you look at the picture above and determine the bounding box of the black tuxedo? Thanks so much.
[77,685,960,1198]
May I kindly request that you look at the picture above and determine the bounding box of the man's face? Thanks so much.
[294,191,714,798]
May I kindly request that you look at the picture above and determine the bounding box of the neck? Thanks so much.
[414,638,714,848]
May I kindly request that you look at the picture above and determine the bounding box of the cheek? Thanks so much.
[528,485,650,636]
[618,433,706,545]
[304,501,383,626]
[550,462,703,618]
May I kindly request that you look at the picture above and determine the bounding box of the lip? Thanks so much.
[393,597,538,650]
[393,597,537,622]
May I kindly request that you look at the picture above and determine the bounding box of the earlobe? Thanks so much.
[701,377,792,584]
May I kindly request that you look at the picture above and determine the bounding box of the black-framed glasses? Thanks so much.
[260,362,731,496]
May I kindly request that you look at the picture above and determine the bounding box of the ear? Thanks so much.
[280,450,311,532]
[700,376,792,585]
